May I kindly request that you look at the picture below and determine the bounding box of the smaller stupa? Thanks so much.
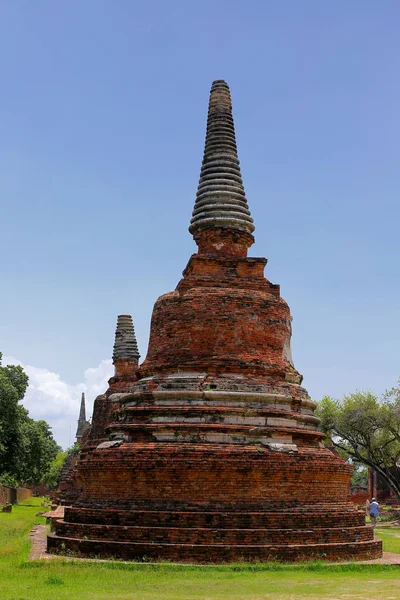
[81,314,140,451]
[57,316,140,503]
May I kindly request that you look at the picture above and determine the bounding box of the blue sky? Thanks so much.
[1,1,399,448]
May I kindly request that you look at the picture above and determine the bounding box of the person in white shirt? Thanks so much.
[369,498,379,527]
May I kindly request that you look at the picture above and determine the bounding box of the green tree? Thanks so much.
[2,358,29,400]
[351,466,368,488]
[0,352,29,477]
[317,386,400,501]
[43,451,68,488]
[16,419,60,486]
[0,352,60,486]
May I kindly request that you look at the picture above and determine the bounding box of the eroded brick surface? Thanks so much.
[50,80,382,562]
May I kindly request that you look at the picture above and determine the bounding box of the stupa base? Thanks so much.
[47,534,382,563]
[48,444,382,563]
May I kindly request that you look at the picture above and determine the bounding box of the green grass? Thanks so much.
[1,499,400,600]
[0,497,46,564]
[375,526,400,554]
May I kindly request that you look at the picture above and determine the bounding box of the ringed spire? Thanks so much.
[189,80,254,237]
[112,314,140,362]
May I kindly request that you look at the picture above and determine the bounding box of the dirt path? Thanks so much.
[29,524,54,560]
[359,552,400,565]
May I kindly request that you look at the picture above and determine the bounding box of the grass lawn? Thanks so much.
[375,526,400,554]
[1,498,400,600]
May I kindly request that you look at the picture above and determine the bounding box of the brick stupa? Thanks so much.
[48,81,382,562]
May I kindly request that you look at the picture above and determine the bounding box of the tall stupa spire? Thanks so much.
[189,80,254,243]
[78,392,86,422]
[76,392,90,441]
[112,314,140,363]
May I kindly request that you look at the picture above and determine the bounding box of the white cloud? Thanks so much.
[3,355,113,450]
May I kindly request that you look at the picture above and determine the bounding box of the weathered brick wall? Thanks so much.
[140,256,296,381]
[0,486,32,504]
[64,505,366,528]
[47,536,381,563]
[194,227,254,258]
[85,394,111,447]
[16,487,32,502]
[77,445,351,506]
[56,520,373,545]
[351,488,369,505]
[0,486,11,504]
[24,483,51,497]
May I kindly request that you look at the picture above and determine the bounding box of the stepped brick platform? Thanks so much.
[48,80,382,562]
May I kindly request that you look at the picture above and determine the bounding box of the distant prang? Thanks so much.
[49,81,382,562]
[75,393,90,444]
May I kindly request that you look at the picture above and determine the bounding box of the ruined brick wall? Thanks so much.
[0,486,10,504]
[350,488,369,505]
[0,486,32,504]
[23,483,51,496]
[16,487,32,502]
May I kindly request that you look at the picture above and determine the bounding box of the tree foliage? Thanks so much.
[43,451,68,488]
[0,352,60,486]
[0,352,29,477]
[43,442,81,488]
[316,383,400,500]
[17,419,60,485]
[351,466,368,488]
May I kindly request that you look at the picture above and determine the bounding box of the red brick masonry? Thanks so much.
[48,80,382,562]
[48,247,382,561]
